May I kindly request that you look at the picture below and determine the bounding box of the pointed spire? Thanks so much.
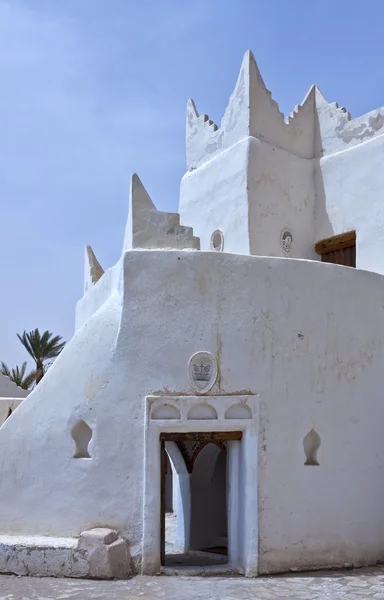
[84,245,104,293]
[122,173,156,251]
[301,84,316,106]
[313,84,328,107]
[286,85,316,124]
[131,172,156,212]
[187,98,199,125]
[221,49,284,142]
[233,49,268,102]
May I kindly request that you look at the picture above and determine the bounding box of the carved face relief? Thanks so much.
[281,230,293,255]
[188,351,218,394]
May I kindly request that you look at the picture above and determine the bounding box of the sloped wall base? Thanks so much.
[0,528,133,579]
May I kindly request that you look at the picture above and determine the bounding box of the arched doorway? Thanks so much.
[160,434,235,567]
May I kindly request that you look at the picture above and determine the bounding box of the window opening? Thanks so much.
[315,231,356,267]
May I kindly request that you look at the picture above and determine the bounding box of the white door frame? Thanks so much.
[142,394,259,576]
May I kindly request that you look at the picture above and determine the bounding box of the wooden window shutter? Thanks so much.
[314,231,356,268]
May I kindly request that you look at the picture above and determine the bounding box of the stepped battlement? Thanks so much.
[186,50,384,171]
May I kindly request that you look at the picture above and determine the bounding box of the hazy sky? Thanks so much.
[1,0,383,369]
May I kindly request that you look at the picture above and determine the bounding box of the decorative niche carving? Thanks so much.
[225,403,252,419]
[71,420,92,459]
[152,404,181,420]
[281,229,293,255]
[303,429,321,466]
[188,351,218,394]
[187,403,218,420]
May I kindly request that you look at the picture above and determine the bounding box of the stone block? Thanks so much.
[106,539,132,579]
[0,530,132,579]
[78,528,118,550]
[78,528,132,579]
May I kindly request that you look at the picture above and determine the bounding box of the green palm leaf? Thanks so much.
[0,361,36,390]
[17,329,65,384]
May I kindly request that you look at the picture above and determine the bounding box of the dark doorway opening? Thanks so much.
[160,431,242,568]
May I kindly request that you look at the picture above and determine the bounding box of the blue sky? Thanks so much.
[1,0,383,369]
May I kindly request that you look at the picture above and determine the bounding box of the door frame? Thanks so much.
[142,394,259,576]
[160,431,243,564]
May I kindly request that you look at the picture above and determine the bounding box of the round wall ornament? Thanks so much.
[188,351,218,394]
[281,229,293,255]
[210,230,224,252]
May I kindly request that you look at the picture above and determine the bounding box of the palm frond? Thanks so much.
[0,360,35,390]
[22,369,36,390]
[17,331,35,359]
[18,329,66,362]
[0,362,11,378]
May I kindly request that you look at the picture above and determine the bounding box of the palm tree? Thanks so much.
[17,329,65,384]
[0,361,36,390]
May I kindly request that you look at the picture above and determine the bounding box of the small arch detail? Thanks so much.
[71,420,92,459]
[225,403,252,419]
[187,403,218,420]
[303,429,321,466]
[151,404,181,420]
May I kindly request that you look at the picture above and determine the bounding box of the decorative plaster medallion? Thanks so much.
[188,351,218,394]
[281,229,293,255]
[210,229,224,252]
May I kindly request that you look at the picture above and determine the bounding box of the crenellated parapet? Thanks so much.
[313,86,384,156]
[186,50,316,170]
[186,49,384,172]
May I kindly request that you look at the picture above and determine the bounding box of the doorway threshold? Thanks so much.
[161,563,241,577]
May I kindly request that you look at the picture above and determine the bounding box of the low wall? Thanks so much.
[0,399,23,427]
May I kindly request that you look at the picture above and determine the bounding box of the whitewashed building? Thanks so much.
[0,50,383,579]
[0,373,28,426]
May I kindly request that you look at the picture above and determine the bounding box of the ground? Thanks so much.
[1,568,384,600]
[1,518,383,598]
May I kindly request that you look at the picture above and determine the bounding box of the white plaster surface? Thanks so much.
[247,137,315,259]
[1,250,384,575]
[181,50,384,272]
[180,139,251,254]
[314,133,384,274]
[2,48,384,580]
[123,173,199,251]
[314,86,384,157]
